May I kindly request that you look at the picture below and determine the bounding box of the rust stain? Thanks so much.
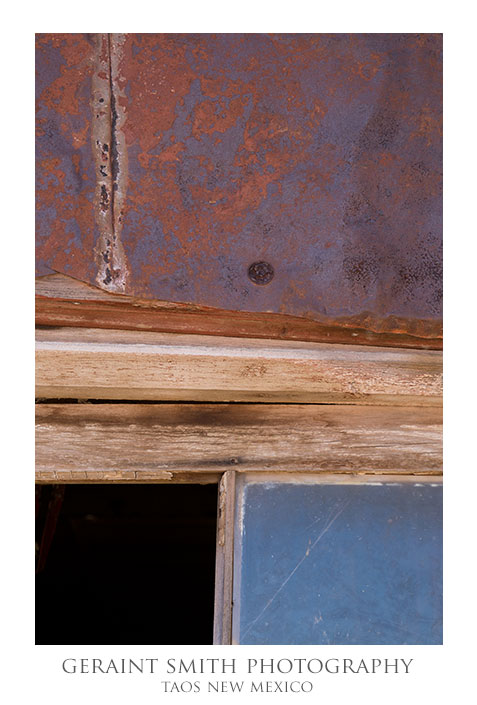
[90,33,113,287]
[35,33,98,281]
[107,33,129,291]
[36,34,442,344]
[35,273,442,350]
[91,33,129,292]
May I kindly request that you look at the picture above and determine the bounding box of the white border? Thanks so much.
[3,5,475,703]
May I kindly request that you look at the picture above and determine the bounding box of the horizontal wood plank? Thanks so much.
[36,403,442,482]
[36,327,442,405]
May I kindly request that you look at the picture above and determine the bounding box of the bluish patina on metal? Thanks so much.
[36,34,442,340]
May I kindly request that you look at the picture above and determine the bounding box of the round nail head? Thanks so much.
[248,261,274,285]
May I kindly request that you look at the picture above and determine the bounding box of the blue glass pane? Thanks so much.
[236,482,442,645]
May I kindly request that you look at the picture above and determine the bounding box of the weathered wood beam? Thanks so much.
[35,403,442,483]
[213,471,236,645]
[36,327,442,405]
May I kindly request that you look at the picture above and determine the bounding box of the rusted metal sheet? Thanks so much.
[36,34,442,339]
[35,274,441,349]
[36,34,100,279]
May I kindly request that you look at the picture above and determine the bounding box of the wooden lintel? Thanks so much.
[36,403,442,482]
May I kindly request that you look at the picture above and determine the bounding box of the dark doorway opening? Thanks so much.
[36,483,218,645]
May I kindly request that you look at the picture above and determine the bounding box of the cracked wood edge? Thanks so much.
[213,471,236,645]
[35,403,442,483]
[36,327,442,405]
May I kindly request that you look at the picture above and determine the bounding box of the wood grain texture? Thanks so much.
[35,403,442,483]
[36,274,442,350]
[213,471,236,645]
[36,327,442,405]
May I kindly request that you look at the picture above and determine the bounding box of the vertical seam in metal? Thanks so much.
[92,33,129,293]
[107,34,116,246]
